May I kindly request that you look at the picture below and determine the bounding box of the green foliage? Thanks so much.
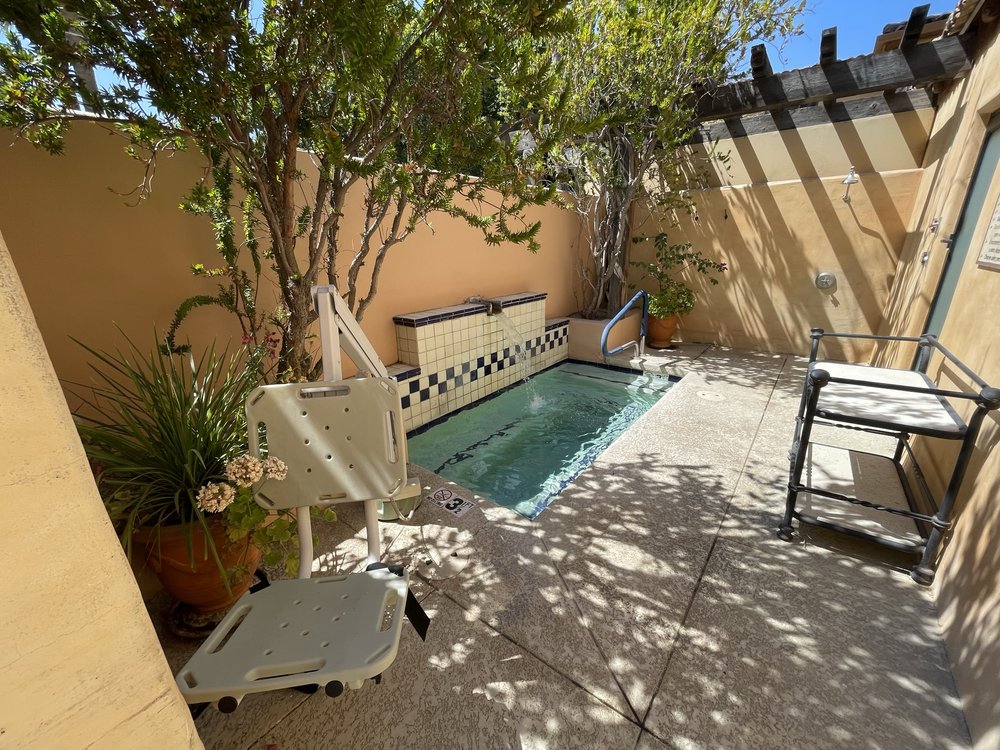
[162,155,278,359]
[646,282,695,319]
[630,233,727,318]
[71,334,336,578]
[223,488,337,576]
[1,1,576,379]
[542,0,803,317]
[71,336,265,574]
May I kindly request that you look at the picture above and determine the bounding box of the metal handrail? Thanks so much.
[809,328,995,391]
[601,290,648,358]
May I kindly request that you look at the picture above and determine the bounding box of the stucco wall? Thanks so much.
[877,25,1000,750]
[630,107,932,360]
[0,124,582,391]
[0,229,201,749]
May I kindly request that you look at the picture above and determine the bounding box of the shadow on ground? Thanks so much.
[151,347,971,750]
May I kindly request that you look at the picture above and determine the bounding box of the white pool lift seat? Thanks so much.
[175,287,426,713]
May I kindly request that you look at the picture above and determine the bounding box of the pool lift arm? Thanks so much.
[306,285,421,572]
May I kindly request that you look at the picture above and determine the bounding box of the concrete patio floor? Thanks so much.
[154,345,972,749]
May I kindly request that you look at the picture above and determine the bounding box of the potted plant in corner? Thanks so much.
[73,336,315,634]
[630,233,728,349]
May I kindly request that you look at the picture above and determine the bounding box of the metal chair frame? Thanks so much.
[780,329,999,585]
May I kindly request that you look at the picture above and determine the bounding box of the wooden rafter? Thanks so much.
[901,4,932,51]
[694,33,976,122]
[819,27,837,65]
[750,44,773,78]
[686,90,932,145]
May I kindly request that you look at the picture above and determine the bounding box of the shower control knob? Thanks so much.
[815,271,837,290]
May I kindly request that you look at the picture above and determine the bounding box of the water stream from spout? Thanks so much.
[493,310,530,382]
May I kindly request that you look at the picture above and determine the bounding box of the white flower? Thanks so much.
[225,454,264,487]
[196,482,236,513]
[262,456,288,481]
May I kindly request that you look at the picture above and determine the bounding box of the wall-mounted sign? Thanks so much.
[977,192,1000,269]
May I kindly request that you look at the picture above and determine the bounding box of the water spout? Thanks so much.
[466,295,503,315]
[467,295,530,380]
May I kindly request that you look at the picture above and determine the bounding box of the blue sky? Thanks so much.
[89,1,958,90]
[771,0,958,72]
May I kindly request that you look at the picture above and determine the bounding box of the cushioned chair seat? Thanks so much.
[811,361,966,438]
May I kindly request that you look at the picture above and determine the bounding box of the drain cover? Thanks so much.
[415,546,471,581]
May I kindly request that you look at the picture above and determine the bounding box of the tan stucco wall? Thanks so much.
[630,109,929,359]
[0,124,582,391]
[331,194,583,373]
[0,229,201,748]
[876,26,1000,750]
[0,125,244,392]
[687,108,934,188]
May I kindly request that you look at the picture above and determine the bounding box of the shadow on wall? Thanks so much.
[936,417,1000,749]
[876,78,977,358]
[633,113,925,360]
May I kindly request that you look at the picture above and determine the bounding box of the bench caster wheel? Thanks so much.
[325,681,344,698]
[911,566,935,586]
[218,696,239,713]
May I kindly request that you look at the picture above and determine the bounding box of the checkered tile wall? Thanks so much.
[388,293,568,431]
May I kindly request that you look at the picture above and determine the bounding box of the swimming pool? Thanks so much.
[407,361,675,518]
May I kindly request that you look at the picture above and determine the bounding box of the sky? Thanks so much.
[90,1,961,94]
[771,0,959,72]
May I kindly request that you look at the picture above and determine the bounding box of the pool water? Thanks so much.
[407,361,675,518]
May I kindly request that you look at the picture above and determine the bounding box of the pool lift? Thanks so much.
[175,285,427,714]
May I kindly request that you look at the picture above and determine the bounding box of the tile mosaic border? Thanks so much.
[406,356,573,437]
[391,296,566,431]
[397,325,567,411]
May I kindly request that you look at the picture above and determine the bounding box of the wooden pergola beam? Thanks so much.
[901,4,932,51]
[751,44,773,78]
[820,27,838,65]
[694,32,975,122]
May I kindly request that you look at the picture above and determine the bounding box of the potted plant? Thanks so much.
[630,233,728,348]
[73,337,315,628]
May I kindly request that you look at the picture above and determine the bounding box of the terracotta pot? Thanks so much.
[134,520,261,613]
[647,314,679,349]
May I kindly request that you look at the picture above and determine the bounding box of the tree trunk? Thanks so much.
[281,296,313,381]
[584,127,637,318]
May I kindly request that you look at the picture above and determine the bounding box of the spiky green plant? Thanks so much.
[71,336,264,574]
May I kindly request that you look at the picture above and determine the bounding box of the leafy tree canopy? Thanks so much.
[542,0,803,317]
[1,0,573,378]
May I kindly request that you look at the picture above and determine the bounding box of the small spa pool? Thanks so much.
[407,361,676,518]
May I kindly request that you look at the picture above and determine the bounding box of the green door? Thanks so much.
[924,121,1000,336]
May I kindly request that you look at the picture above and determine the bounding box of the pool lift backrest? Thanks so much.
[269,283,422,574]
[272,282,422,567]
